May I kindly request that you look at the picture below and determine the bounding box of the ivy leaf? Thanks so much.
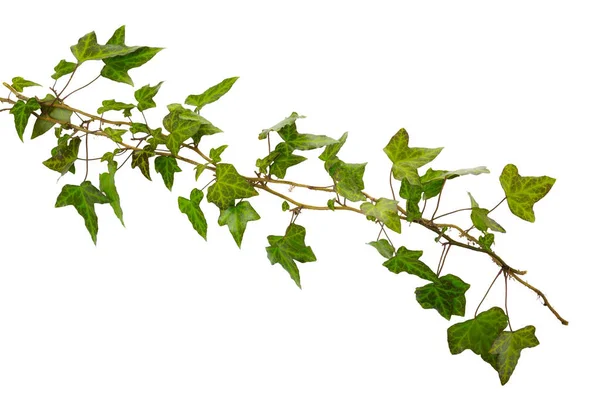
[282,201,290,211]
[207,163,259,209]
[42,136,81,175]
[130,122,150,134]
[70,31,139,63]
[420,169,447,199]
[194,164,207,181]
[277,121,338,151]
[135,82,163,111]
[162,103,212,155]
[191,122,223,145]
[105,25,126,45]
[259,112,305,140]
[360,198,401,234]
[468,193,506,233]
[99,160,124,226]
[101,47,163,86]
[131,146,154,180]
[11,77,41,92]
[326,158,367,202]
[367,239,395,259]
[178,189,208,240]
[415,274,470,320]
[447,307,508,367]
[51,60,77,80]
[479,233,495,251]
[185,76,239,112]
[319,131,348,165]
[266,224,317,288]
[382,246,438,281]
[384,128,443,185]
[97,100,136,117]
[218,201,261,248]
[490,325,540,385]
[209,145,228,163]
[256,143,306,178]
[10,98,40,141]
[31,95,73,139]
[104,127,127,143]
[154,156,182,191]
[399,178,423,222]
[55,181,110,244]
[499,164,556,222]
[327,199,336,211]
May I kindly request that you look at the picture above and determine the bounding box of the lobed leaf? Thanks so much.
[70,31,139,63]
[10,98,40,141]
[206,163,259,209]
[51,60,77,80]
[382,246,437,281]
[367,239,395,259]
[468,193,506,233]
[415,274,470,320]
[11,76,41,92]
[154,156,182,191]
[499,164,555,222]
[178,189,208,240]
[99,160,124,225]
[266,224,316,288]
[360,198,401,233]
[135,82,163,112]
[42,136,81,175]
[97,100,136,117]
[490,325,540,385]
[185,77,239,112]
[218,201,260,248]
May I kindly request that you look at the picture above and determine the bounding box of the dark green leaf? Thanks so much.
[11,77,41,92]
[135,81,163,111]
[99,160,124,225]
[162,103,212,155]
[185,76,239,112]
[10,98,40,141]
[447,307,508,367]
[97,100,136,117]
[266,224,316,288]
[490,325,540,385]
[277,121,338,151]
[384,128,443,185]
[131,146,154,180]
[42,136,81,175]
[101,47,163,86]
[319,131,348,163]
[399,178,423,221]
[70,31,139,63]
[209,145,228,163]
[55,181,110,244]
[282,201,290,211]
[259,112,305,139]
[367,239,395,259]
[178,189,208,240]
[218,201,260,248]
[499,164,555,222]
[207,163,259,209]
[468,193,506,233]
[51,60,77,80]
[420,169,447,199]
[382,246,437,281]
[360,198,401,234]
[154,156,182,191]
[415,274,470,320]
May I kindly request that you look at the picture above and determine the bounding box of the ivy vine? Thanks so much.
[0,26,567,386]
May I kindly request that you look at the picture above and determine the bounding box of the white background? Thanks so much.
[0,1,597,398]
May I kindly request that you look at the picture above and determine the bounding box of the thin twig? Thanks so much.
[389,168,396,201]
[430,178,447,220]
[504,271,513,332]
[475,269,503,317]
[63,74,101,101]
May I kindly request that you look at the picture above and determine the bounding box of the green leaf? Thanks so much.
[367,239,395,259]
[70,31,139,63]
[11,77,41,92]
[218,201,261,248]
[154,156,182,191]
[327,158,366,202]
[382,246,438,281]
[55,181,111,244]
[209,145,228,163]
[266,224,317,288]
[360,198,401,234]
[32,95,73,139]
[447,307,508,367]
[99,160,124,226]
[194,164,207,181]
[185,76,239,112]
[415,274,470,320]
[420,169,447,199]
[10,98,40,141]
[42,136,81,175]
[499,164,556,222]
[468,193,506,233]
[399,178,423,222]
[490,325,540,385]
[178,189,208,240]
[162,103,212,155]
[277,121,338,151]
[130,122,150,134]
[51,60,77,80]
[191,122,223,145]
[101,47,163,86]
[207,164,259,209]
[104,127,127,143]
[327,199,336,211]
[319,131,348,163]
[97,100,136,117]
[384,128,443,185]
[479,233,495,252]
[131,146,154,180]
[106,25,126,45]
[437,166,490,180]
[282,201,290,211]
[135,82,163,111]
[259,112,305,139]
